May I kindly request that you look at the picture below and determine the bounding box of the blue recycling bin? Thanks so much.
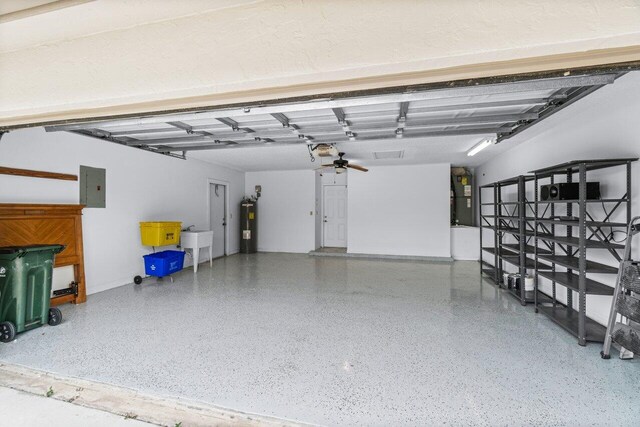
[142,250,185,278]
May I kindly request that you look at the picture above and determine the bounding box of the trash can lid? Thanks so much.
[0,244,65,255]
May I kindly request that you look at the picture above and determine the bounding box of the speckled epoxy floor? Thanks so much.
[1,254,639,426]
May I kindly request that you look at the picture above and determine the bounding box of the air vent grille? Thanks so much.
[373,150,404,160]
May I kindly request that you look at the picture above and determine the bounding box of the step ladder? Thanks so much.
[601,216,640,359]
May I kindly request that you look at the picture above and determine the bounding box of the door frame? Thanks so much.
[322,184,348,248]
[207,178,230,256]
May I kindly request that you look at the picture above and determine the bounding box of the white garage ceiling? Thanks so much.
[189,135,495,171]
[0,0,254,51]
[44,72,621,171]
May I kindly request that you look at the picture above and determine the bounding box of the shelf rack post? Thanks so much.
[534,176,539,312]
[495,183,500,284]
[518,175,526,305]
[550,174,556,306]
[578,162,587,346]
[479,186,483,270]
[566,171,574,317]
[627,162,632,224]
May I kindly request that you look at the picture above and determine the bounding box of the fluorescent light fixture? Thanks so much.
[467,137,496,156]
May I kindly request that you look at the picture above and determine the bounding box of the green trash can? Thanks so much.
[0,244,65,343]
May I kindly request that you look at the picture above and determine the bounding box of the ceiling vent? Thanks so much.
[373,150,404,160]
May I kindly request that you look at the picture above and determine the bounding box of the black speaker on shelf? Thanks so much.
[540,182,601,201]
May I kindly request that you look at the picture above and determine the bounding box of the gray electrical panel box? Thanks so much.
[80,165,106,208]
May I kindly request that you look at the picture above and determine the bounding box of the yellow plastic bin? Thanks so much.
[140,222,182,246]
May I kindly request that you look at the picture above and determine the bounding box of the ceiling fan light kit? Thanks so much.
[315,152,368,173]
[311,143,339,158]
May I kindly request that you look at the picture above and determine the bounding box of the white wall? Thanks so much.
[0,128,244,295]
[451,226,480,261]
[2,1,640,126]
[246,165,451,258]
[244,170,316,253]
[348,164,451,258]
[476,71,640,325]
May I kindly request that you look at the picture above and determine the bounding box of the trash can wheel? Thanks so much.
[134,275,143,285]
[48,307,62,326]
[0,321,16,343]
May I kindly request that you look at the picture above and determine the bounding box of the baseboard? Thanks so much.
[256,248,310,254]
[308,251,453,262]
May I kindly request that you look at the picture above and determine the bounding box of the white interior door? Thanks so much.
[323,185,347,248]
[210,183,226,258]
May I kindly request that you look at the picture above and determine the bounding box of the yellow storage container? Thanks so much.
[140,221,182,246]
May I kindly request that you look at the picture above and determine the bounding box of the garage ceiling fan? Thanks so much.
[316,152,368,173]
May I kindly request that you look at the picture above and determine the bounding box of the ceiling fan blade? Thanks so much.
[314,165,334,170]
[347,164,368,172]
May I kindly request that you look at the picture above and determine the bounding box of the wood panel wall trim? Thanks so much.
[0,203,87,306]
[0,166,78,181]
[0,203,85,213]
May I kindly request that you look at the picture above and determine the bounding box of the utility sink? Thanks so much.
[180,230,214,273]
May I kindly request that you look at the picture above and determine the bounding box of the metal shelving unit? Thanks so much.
[480,182,499,284]
[480,175,554,305]
[532,158,638,346]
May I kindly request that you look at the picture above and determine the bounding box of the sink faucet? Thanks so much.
[183,225,195,232]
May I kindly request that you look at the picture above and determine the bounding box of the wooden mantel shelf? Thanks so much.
[0,166,77,181]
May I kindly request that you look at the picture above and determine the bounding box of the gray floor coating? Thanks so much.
[310,247,348,254]
[1,253,639,426]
